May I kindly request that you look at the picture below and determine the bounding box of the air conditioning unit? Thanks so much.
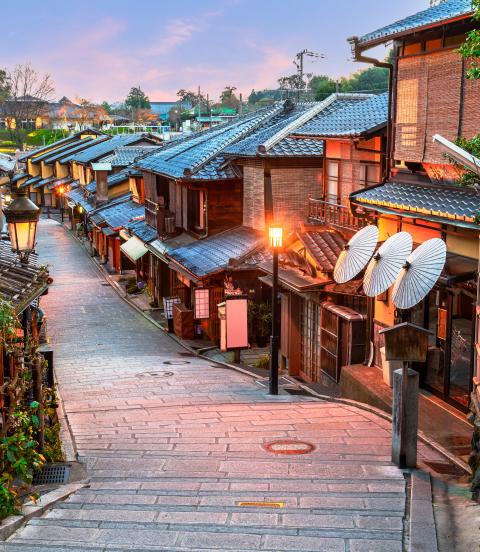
[164,216,175,234]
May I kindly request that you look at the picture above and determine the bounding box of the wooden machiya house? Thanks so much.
[16,128,105,208]
[222,94,388,386]
[347,0,480,413]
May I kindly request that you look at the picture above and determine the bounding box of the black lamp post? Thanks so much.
[269,226,283,395]
[58,185,65,223]
[3,186,40,264]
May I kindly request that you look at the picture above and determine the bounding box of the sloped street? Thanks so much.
[2,219,445,552]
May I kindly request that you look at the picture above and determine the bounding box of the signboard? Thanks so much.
[225,296,248,350]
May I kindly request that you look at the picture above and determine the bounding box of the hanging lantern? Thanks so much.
[3,187,40,263]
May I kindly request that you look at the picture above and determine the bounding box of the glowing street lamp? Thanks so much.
[3,187,40,264]
[57,185,65,223]
[268,225,283,395]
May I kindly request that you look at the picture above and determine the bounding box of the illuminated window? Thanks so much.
[194,288,210,319]
[404,42,422,56]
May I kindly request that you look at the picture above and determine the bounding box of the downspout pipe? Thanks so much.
[347,36,393,181]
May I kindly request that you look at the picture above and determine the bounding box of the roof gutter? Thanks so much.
[347,36,393,180]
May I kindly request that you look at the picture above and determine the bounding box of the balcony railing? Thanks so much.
[308,198,369,232]
[145,199,176,236]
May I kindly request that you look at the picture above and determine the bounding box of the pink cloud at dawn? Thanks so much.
[3,0,429,103]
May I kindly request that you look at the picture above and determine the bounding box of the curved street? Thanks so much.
[2,219,446,552]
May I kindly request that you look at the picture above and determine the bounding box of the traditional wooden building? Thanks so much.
[347,0,479,413]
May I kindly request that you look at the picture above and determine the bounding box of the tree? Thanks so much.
[168,105,183,130]
[1,64,54,148]
[277,74,306,90]
[339,66,389,93]
[309,75,337,100]
[101,101,112,115]
[459,0,480,79]
[176,89,205,108]
[219,86,240,109]
[125,86,151,121]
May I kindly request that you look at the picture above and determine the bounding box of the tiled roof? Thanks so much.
[128,218,157,243]
[136,107,281,179]
[168,226,264,278]
[350,180,480,228]
[0,241,49,314]
[11,172,29,183]
[71,134,156,164]
[101,146,161,167]
[298,230,346,273]
[19,175,42,189]
[31,138,86,164]
[267,137,324,157]
[33,176,55,189]
[38,137,100,164]
[65,185,95,213]
[358,0,473,46]
[90,198,145,230]
[294,93,388,137]
[0,153,16,173]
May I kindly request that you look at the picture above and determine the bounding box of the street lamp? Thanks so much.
[58,185,65,223]
[269,225,283,395]
[3,186,40,264]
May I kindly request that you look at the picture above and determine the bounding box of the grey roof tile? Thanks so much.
[31,138,86,164]
[351,180,480,227]
[128,219,157,243]
[90,198,144,230]
[101,145,162,167]
[294,93,388,137]
[85,169,130,193]
[71,134,155,164]
[168,226,263,278]
[359,0,473,46]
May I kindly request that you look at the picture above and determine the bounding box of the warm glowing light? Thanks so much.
[58,186,64,194]
[269,226,283,249]
[78,206,84,213]
[4,193,12,204]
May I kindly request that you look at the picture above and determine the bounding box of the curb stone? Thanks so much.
[0,483,85,541]
[409,471,439,552]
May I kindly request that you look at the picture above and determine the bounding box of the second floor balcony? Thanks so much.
[308,197,370,232]
[145,199,176,236]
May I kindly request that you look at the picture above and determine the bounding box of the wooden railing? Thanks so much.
[145,199,176,236]
[308,198,368,232]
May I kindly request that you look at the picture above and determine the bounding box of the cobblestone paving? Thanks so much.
[2,219,444,551]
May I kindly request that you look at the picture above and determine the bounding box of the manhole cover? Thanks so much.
[263,440,315,455]
[137,371,174,378]
[423,461,467,476]
[33,463,70,485]
[163,360,190,365]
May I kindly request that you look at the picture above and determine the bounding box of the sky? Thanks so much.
[2,0,429,104]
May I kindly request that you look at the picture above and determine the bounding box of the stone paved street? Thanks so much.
[2,219,445,551]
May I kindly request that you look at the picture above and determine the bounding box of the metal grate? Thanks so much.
[236,501,285,508]
[255,377,292,388]
[33,464,70,485]
[137,371,174,378]
[163,360,190,365]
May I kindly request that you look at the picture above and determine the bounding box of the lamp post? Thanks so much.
[3,186,40,264]
[269,225,283,395]
[58,185,65,223]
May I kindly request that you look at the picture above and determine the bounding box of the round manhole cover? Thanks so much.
[137,371,174,378]
[263,440,315,455]
[163,360,190,365]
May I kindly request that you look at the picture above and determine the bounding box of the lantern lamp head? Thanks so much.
[3,187,40,264]
[269,226,283,249]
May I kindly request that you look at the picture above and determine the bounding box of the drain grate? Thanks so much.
[137,371,174,378]
[236,501,285,508]
[423,461,467,476]
[164,360,190,365]
[255,376,292,388]
[263,440,315,455]
[33,463,70,485]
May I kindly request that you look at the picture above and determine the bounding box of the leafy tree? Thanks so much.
[459,0,480,79]
[176,89,204,108]
[309,75,337,100]
[219,86,240,109]
[277,74,306,90]
[101,101,112,115]
[0,70,9,104]
[340,66,389,93]
[125,86,151,111]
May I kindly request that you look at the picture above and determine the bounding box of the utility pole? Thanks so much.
[293,49,324,89]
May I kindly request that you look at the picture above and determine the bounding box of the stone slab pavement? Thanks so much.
[2,219,447,551]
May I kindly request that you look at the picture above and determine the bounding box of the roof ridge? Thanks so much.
[258,94,374,154]
[184,106,283,177]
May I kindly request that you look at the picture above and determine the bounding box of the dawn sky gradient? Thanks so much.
[3,0,428,103]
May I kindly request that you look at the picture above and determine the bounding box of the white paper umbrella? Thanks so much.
[333,225,379,284]
[392,238,446,310]
[363,232,413,297]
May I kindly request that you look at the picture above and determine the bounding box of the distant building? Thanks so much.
[150,101,191,122]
